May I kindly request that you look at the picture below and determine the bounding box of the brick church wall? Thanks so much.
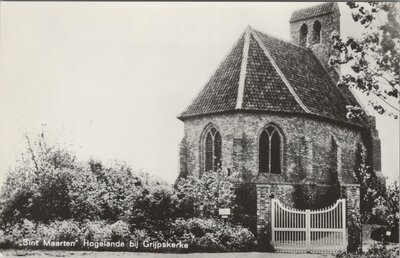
[180,112,363,185]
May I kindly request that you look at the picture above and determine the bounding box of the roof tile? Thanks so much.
[242,34,304,113]
[178,27,364,127]
[178,32,245,118]
[289,2,337,23]
[253,30,354,123]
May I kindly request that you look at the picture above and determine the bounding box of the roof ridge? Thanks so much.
[177,30,246,119]
[250,28,311,114]
[292,2,335,13]
[252,28,309,51]
[235,26,251,110]
[290,2,337,23]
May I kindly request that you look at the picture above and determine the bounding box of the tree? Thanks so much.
[329,2,399,119]
[373,181,399,230]
[355,144,385,224]
[1,133,78,224]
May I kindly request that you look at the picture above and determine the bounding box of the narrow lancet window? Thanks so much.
[312,21,321,44]
[300,24,308,46]
[259,125,282,173]
[204,127,222,172]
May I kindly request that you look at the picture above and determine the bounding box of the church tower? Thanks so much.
[289,3,341,81]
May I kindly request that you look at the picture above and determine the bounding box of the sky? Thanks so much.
[0,2,398,184]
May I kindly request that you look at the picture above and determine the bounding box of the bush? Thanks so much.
[109,221,131,242]
[337,243,399,258]
[0,135,173,226]
[5,219,37,245]
[175,170,239,218]
[124,184,180,231]
[47,220,81,241]
[168,218,255,252]
[366,243,399,258]
[0,136,256,252]
[81,220,112,242]
[372,181,399,230]
[232,169,257,234]
[355,145,386,225]
[0,219,83,247]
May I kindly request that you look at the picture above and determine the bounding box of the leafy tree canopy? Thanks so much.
[330,2,399,119]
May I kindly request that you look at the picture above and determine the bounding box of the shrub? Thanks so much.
[169,218,255,252]
[355,145,386,225]
[50,220,81,241]
[124,184,180,231]
[0,135,255,252]
[0,219,83,247]
[0,135,172,226]
[109,220,131,242]
[336,243,399,258]
[175,170,239,218]
[81,220,112,242]
[372,181,399,230]
[7,219,37,245]
[366,243,399,258]
[232,169,257,234]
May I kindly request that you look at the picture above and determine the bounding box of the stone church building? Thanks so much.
[177,3,381,251]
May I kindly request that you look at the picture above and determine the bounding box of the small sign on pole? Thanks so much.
[219,208,231,218]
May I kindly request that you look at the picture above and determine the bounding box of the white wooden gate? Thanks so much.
[271,199,347,253]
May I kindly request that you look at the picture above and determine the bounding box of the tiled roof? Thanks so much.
[178,32,245,117]
[253,30,353,123]
[178,26,364,127]
[290,2,337,23]
[241,33,303,113]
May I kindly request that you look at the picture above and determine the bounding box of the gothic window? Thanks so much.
[204,127,222,172]
[300,24,308,46]
[312,21,322,44]
[259,125,282,173]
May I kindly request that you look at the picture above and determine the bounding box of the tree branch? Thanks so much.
[25,135,40,173]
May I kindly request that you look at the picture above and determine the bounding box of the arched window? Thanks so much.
[204,127,222,172]
[259,125,282,174]
[300,24,308,46]
[312,21,321,44]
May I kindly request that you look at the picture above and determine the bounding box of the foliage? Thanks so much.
[329,2,400,119]
[0,135,256,252]
[0,217,255,252]
[124,183,181,232]
[355,144,385,224]
[1,134,77,224]
[372,181,399,230]
[354,144,398,228]
[81,220,132,242]
[0,134,171,226]
[168,218,255,252]
[175,170,239,218]
[231,169,257,234]
[1,219,136,246]
[0,219,82,246]
[337,243,399,258]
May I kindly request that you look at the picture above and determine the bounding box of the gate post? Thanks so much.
[343,184,361,252]
[256,183,273,251]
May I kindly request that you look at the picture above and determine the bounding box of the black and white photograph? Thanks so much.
[0,1,399,258]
